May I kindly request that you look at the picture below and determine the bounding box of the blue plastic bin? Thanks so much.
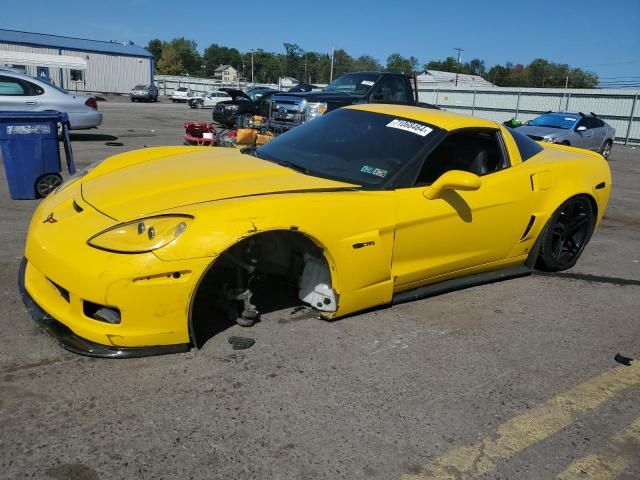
[0,111,75,199]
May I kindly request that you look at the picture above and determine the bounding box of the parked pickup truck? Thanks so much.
[268,71,435,131]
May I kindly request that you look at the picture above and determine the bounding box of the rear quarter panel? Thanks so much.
[520,143,611,230]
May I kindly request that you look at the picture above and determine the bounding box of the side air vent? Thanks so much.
[520,215,536,240]
[73,201,84,213]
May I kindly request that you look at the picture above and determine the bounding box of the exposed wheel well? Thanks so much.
[188,230,336,348]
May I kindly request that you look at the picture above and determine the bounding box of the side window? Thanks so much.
[591,118,605,128]
[508,128,543,161]
[415,130,508,186]
[370,77,410,104]
[577,117,591,130]
[0,76,27,95]
[23,80,44,96]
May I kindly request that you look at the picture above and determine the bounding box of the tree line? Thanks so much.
[146,38,598,88]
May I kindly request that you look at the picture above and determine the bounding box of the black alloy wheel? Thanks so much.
[537,196,595,272]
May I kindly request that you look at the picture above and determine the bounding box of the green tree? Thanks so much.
[386,53,416,74]
[156,44,184,75]
[146,39,163,65]
[332,49,353,78]
[352,55,382,72]
[467,58,486,76]
[169,38,201,75]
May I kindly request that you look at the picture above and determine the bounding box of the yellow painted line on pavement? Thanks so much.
[402,363,640,480]
[557,416,640,480]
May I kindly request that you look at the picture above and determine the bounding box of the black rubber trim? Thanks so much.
[595,182,606,190]
[392,265,532,305]
[18,258,190,358]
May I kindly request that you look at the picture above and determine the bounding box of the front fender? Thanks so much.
[154,191,397,317]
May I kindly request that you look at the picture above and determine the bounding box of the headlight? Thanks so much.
[88,215,193,253]
[55,160,103,194]
[543,136,558,143]
[305,102,327,121]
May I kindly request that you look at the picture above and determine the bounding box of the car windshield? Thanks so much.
[176,88,187,92]
[134,85,146,90]
[528,114,578,130]
[324,73,381,94]
[255,109,440,188]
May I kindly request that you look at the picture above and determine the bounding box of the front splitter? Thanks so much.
[18,258,190,359]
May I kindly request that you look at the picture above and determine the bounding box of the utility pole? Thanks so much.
[251,50,254,85]
[454,47,463,86]
[330,47,335,82]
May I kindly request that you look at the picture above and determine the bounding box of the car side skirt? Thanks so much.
[18,258,190,359]
[392,264,532,305]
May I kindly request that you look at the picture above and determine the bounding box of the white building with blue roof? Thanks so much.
[0,29,153,94]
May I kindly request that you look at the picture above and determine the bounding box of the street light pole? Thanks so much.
[454,47,463,86]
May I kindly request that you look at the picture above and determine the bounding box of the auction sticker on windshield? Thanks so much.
[386,119,433,137]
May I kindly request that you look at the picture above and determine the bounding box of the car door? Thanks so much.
[392,129,534,288]
[574,117,597,150]
[203,93,216,107]
[0,75,43,111]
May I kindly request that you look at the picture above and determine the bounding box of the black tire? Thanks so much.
[35,173,63,198]
[560,141,570,146]
[536,195,595,272]
[130,98,135,102]
[600,140,612,159]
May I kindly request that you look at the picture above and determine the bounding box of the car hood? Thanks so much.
[220,88,251,101]
[81,146,356,220]
[517,125,569,138]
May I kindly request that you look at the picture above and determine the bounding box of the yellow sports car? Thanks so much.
[19,104,611,358]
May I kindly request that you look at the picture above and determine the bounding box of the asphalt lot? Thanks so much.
[0,98,639,480]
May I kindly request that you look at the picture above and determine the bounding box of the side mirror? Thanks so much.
[576,125,587,132]
[423,170,481,200]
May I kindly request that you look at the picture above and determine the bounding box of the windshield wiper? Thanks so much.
[240,146,258,157]
[277,160,311,175]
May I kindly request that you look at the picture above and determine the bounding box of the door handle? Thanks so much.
[25,101,37,105]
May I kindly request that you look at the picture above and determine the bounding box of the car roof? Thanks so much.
[347,104,498,131]
[0,69,47,85]
[541,112,600,118]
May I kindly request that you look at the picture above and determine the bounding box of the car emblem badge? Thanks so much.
[43,213,57,224]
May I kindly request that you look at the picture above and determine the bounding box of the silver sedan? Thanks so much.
[0,69,102,130]
[517,112,615,158]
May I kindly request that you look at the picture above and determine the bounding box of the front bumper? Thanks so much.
[19,258,189,358]
[21,189,215,357]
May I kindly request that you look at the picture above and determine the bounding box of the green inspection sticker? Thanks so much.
[361,165,388,178]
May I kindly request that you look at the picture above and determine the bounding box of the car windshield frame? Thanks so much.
[253,108,441,189]
[323,73,381,94]
[528,114,579,130]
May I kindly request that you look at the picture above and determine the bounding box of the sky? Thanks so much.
[3,0,640,84]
